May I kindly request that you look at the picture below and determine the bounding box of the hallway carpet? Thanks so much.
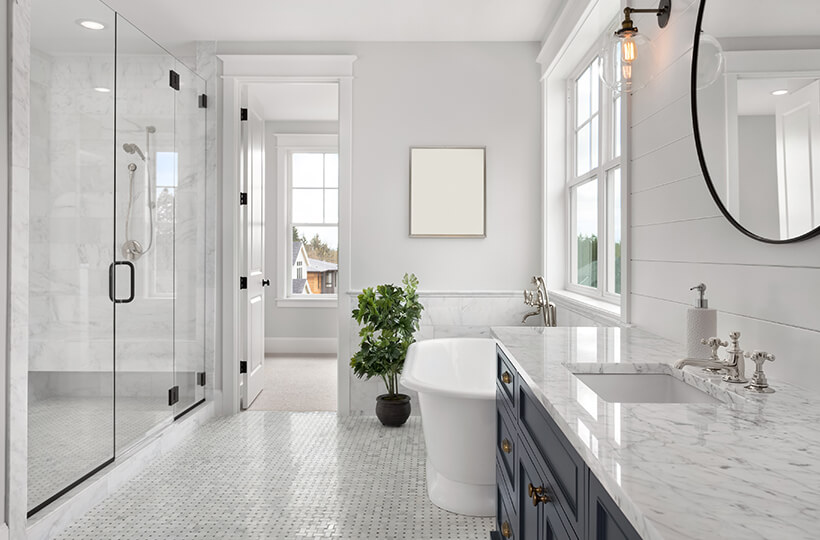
[56,412,495,540]
[248,355,337,412]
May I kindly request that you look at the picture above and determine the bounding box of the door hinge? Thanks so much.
[239,192,248,205]
[240,276,247,290]
[239,361,248,374]
[168,385,179,406]
[240,108,248,121]
[197,372,206,386]
[198,94,208,108]
[169,70,180,91]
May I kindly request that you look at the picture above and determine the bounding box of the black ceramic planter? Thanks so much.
[375,394,411,427]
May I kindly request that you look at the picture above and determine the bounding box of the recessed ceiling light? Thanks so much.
[77,19,105,30]
[771,89,789,96]
[93,87,111,93]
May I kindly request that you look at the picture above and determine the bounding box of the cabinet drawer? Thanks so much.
[497,474,517,540]
[518,381,586,538]
[496,346,516,408]
[496,403,517,494]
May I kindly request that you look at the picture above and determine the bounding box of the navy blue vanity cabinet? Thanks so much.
[588,473,642,540]
[494,345,643,540]
[518,439,574,540]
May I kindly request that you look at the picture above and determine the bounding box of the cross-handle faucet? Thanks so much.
[674,331,747,383]
[744,351,776,393]
[522,276,557,327]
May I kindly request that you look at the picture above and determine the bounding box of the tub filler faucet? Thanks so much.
[522,276,557,327]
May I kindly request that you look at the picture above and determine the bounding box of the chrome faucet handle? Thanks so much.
[744,351,776,394]
[722,331,747,384]
[700,337,728,362]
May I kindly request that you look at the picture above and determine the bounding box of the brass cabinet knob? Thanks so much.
[501,438,512,454]
[501,371,512,384]
[527,483,551,506]
[500,521,512,538]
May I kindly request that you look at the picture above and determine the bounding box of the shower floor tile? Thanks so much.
[28,396,170,512]
[56,412,495,540]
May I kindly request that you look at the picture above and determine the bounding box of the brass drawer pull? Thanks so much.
[500,521,512,538]
[501,438,512,454]
[528,483,551,506]
[501,371,512,384]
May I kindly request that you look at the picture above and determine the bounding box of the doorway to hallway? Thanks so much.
[247,355,337,411]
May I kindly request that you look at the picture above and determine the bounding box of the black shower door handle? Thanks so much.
[109,261,135,304]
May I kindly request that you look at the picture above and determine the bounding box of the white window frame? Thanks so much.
[274,133,339,308]
[565,42,625,304]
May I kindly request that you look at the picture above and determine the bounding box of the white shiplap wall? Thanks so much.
[628,0,820,390]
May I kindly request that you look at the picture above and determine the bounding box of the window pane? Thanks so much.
[613,95,621,158]
[576,123,591,175]
[590,59,600,117]
[576,67,591,126]
[289,226,338,296]
[590,114,599,170]
[156,152,178,187]
[608,169,622,295]
[324,189,338,224]
[574,180,598,288]
[292,189,323,223]
[325,153,338,187]
[292,153,324,187]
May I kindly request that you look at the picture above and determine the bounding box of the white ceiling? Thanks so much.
[737,77,818,115]
[100,0,563,46]
[704,0,820,38]
[248,83,339,122]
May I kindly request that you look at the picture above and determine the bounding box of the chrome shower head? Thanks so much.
[122,143,146,161]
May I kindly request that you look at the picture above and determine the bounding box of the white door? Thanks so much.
[240,105,266,409]
[775,80,820,237]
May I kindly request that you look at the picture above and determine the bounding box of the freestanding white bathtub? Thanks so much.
[401,338,496,517]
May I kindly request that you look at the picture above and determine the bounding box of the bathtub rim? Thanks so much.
[400,337,497,401]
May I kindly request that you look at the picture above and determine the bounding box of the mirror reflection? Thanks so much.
[694,0,820,240]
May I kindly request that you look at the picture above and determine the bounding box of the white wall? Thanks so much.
[217,41,543,410]
[627,0,820,390]
[264,121,338,341]
[737,115,779,238]
[218,41,543,292]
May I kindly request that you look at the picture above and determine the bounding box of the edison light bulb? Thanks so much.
[621,35,637,63]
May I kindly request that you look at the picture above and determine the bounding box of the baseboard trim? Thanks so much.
[265,337,337,355]
[0,523,8,540]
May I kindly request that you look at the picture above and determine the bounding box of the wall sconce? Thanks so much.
[600,0,672,93]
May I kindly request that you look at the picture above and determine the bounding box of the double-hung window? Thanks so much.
[287,150,338,297]
[568,52,623,301]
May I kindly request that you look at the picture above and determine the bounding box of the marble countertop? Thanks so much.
[491,326,820,540]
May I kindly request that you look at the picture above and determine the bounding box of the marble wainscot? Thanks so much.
[492,326,820,540]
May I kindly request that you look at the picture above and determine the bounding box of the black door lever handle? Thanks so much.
[262,279,270,287]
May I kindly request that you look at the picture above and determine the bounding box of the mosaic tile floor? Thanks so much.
[56,412,495,540]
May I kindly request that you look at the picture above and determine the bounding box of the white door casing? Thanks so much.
[775,80,820,238]
[240,105,266,409]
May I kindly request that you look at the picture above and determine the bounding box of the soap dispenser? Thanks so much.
[686,283,717,359]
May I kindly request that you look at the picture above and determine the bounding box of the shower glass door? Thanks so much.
[113,16,175,452]
[173,61,207,415]
[27,0,116,515]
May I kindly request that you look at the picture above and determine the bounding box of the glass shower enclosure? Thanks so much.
[28,0,208,516]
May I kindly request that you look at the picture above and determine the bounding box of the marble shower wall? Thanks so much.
[28,48,208,398]
[346,292,606,413]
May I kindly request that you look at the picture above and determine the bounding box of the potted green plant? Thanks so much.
[351,273,424,427]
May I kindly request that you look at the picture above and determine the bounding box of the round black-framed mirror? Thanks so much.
[691,0,820,244]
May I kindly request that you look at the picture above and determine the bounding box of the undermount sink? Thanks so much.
[573,373,720,404]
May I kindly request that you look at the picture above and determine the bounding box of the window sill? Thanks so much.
[548,289,622,326]
[275,297,338,309]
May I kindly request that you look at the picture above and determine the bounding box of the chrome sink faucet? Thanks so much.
[522,276,557,327]
[674,331,748,383]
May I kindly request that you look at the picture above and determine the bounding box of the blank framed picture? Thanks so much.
[409,147,486,237]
